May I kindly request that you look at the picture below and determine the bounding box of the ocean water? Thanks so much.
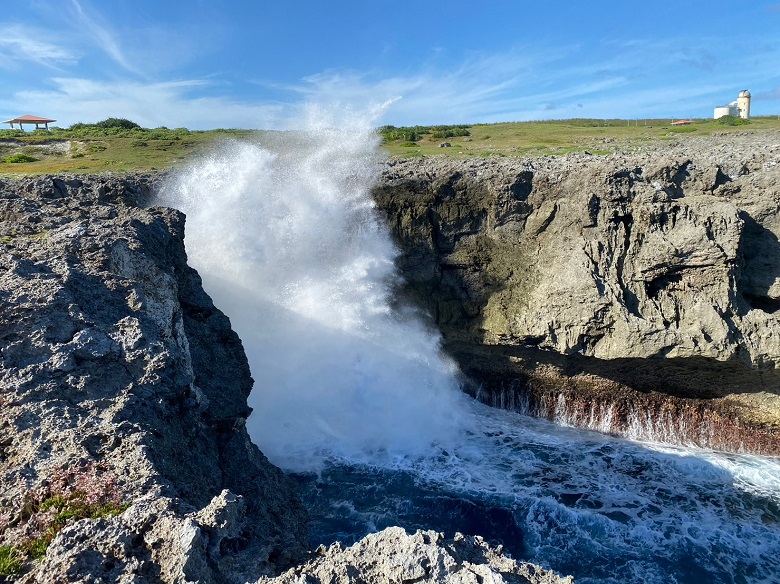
[158,108,780,584]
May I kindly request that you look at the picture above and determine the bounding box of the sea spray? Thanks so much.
[157,109,780,584]
[158,110,466,470]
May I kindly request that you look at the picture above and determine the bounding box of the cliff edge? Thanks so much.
[0,174,572,583]
[0,175,308,583]
[374,131,780,454]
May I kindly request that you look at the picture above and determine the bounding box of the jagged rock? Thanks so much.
[0,174,308,583]
[260,527,573,584]
[374,131,780,451]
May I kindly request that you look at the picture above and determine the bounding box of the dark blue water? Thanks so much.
[291,404,780,584]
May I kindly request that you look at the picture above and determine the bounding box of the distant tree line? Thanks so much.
[69,117,141,131]
[379,124,471,142]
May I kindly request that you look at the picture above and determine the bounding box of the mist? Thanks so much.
[157,108,467,471]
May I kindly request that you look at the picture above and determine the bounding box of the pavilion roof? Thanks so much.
[2,114,57,124]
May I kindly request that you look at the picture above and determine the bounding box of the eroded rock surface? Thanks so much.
[261,527,572,584]
[0,174,308,583]
[374,131,780,452]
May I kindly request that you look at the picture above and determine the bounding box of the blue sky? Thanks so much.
[1,0,780,129]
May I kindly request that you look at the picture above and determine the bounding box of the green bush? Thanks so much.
[717,116,750,126]
[3,153,37,163]
[0,465,130,566]
[379,124,471,142]
[95,117,140,130]
[0,129,24,139]
[429,125,471,138]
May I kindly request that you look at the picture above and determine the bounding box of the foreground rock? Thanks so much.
[374,130,780,453]
[0,175,307,582]
[261,527,572,584]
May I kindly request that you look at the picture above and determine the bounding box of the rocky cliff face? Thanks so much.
[374,131,780,454]
[0,174,573,584]
[0,175,308,583]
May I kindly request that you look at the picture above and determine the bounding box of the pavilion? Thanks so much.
[2,115,57,131]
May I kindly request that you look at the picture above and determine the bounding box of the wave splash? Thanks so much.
[158,106,466,470]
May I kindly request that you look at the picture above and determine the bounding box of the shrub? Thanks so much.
[94,118,140,130]
[0,464,129,565]
[431,128,470,138]
[0,129,24,139]
[379,124,471,142]
[3,154,37,163]
[717,116,750,126]
[400,141,418,147]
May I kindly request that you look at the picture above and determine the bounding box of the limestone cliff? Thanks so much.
[0,175,308,583]
[373,131,780,454]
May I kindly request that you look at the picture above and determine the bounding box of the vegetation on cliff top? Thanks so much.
[1,116,779,174]
[0,464,129,575]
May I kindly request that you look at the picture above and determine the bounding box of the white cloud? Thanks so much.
[3,77,287,129]
[68,0,140,75]
[0,24,78,69]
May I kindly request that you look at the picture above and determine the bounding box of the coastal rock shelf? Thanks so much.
[3,128,778,580]
[373,131,780,453]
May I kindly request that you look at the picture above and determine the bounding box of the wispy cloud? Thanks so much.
[68,0,140,75]
[756,87,780,100]
[2,77,286,129]
[0,24,78,69]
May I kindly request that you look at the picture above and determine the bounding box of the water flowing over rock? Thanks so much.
[373,131,780,453]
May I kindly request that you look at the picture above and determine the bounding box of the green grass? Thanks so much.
[381,116,780,158]
[0,546,22,576]
[1,116,780,175]
[20,495,130,559]
[0,124,255,175]
[0,464,130,569]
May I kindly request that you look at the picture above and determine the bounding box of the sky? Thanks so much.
[1,0,780,129]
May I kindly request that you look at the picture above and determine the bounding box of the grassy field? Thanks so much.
[2,116,779,175]
[381,116,780,158]
[0,125,254,175]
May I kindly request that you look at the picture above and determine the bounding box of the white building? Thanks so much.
[714,90,751,119]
